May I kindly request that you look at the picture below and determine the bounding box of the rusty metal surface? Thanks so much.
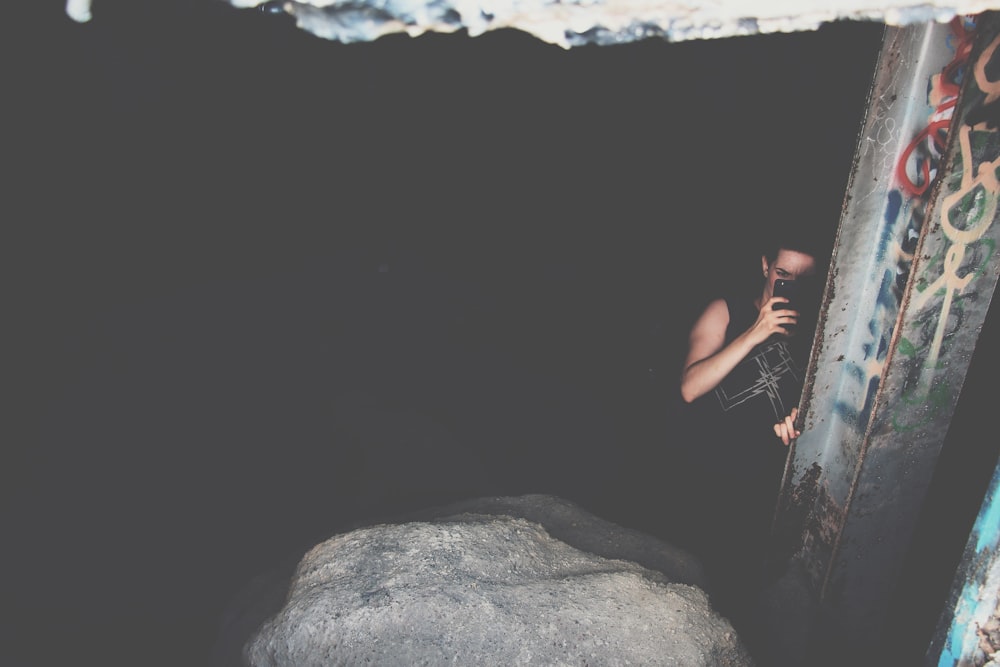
[771,12,1000,654]
[827,13,1000,645]
[774,18,965,589]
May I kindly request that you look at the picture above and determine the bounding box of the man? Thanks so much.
[681,241,818,444]
[675,231,822,629]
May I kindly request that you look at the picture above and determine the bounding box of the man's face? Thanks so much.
[762,249,817,299]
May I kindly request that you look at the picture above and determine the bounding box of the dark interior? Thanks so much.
[6,3,996,665]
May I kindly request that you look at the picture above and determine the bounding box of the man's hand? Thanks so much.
[774,407,801,446]
[750,296,799,343]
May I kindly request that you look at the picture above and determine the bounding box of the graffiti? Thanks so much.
[896,18,978,197]
[860,19,977,201]
[833,266,896,427]
[935,463,1000,666]
[836,17,1000,430]
[834,19,976,430]
[892,30,1000,432]
[781,24,1000,655]
[861,96,906,184]
[891,17,977,299]
[966,27,1000,129]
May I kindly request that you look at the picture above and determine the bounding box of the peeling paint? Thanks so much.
[772,462,824,567]
[799,482,849,592]
[63,0,1000,47]
[932,462,1000,666]
[65,0,91,23]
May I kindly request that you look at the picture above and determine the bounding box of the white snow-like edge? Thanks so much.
[66,0,995,47]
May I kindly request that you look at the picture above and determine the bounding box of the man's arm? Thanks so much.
[680,296,797,403]
[681,299,752,403]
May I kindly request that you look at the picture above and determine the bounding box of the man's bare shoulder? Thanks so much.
[698,298,730,323]
[688,298,730,342]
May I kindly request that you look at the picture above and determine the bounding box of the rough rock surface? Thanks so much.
[242,495,752,666]
[399,493,709,589]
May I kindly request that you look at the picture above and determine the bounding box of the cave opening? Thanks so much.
[13,3,992,665]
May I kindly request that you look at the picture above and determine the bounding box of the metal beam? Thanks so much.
[928,456,1000,665]
[769,11,1000,658]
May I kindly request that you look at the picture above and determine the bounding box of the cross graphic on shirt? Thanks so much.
[713,341,801,422]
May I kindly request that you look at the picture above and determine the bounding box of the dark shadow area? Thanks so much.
[7,3,987,666]
[876,298,1000,667]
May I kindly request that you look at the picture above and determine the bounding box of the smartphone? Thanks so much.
[772,278,799,332]
[772,279,798,310]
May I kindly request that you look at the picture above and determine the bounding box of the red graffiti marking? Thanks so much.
[895,17,978,198]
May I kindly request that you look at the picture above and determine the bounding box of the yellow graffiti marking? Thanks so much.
[912,124,999,374]
[974,34,1000,109]
[889,32,998,432]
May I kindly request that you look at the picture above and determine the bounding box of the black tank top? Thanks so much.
[709,295,806,433]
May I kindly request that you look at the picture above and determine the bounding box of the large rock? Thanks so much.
[242,495,753,666]
[398,493,709,589]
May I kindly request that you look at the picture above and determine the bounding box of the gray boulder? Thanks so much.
[243,495,753,666]
[397,494,708,589]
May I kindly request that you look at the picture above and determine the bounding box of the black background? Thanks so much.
[4,2,995,665]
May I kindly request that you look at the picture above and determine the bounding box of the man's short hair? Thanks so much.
[762,223,827,264]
